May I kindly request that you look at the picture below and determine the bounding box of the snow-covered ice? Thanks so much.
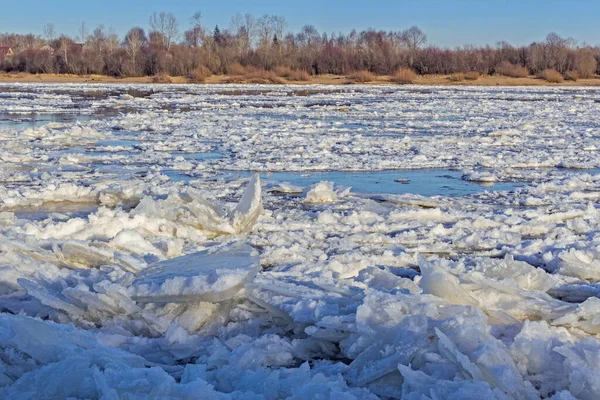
[1,83,600,398]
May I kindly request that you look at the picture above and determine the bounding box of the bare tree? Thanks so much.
[78,22,88,44]
[184,10,203,47]
[43,23,56,42]
[89,25,106,52]
[230,13,256,56]
[403,26,427,52]
[544,32,574,72]
[57,35,72,71]
[403,26,427,67]
[149,12,179,50]
[576,49,597,78]
[191,11,202,28]
[124,27,146,72]
[106,28,120,53]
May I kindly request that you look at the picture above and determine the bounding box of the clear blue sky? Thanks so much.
[2,0,599,47]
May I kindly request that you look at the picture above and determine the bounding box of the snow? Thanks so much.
[1,83,600,398]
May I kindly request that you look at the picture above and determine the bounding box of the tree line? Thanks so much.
[0,12,598,79]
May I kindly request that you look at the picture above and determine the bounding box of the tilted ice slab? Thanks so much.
[130,173,263,237]
[131,242,260,303]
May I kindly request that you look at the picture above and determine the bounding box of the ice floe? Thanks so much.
[0,83,600,398]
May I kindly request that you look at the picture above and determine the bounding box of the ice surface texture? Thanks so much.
[1,84,600,399]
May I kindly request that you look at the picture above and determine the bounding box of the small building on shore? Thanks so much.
[0,46,14,58]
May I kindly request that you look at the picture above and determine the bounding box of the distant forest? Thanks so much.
[0,12,598,81]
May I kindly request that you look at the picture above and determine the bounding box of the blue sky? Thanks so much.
[3,0,598,47]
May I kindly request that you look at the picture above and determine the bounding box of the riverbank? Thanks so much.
[1,71,600,86]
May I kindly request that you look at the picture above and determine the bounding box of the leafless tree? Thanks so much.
[184,11,204,47]
[403,26,427,67]
[106,28,120,53]
[4,16,600,80]
[124,27,146,73]
[149,12,179,50]
[88,25,106,52]
[403,26,427,51]
[43,23,56,42]
[257,15,285,47]
[78,22,88,44]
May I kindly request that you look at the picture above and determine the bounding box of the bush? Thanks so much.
[495,61,529,78]
[243,67,284,84]
[347,70,375,83]
[227,62,247,76]
[566,70,580,82]
[464,71,481,81]
[537,69,564,83]
[448,73,465,82]
[189,65,212,83]
[152,73,172,83]
[390,68,417,84]
[275,66,310,81]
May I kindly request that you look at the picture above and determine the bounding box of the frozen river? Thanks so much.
[1,83,600,399]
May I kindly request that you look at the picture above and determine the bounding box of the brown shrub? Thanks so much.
[537,69,564,83]
[495,61,529,78]
[566,70,580,82]
[189,65,212,83]
[152,73,172,83]
[464,71,481,81]
[347,70,375,83]
[448,73,465,82]
[227,62,247,76]
[390,68,417,84]
[243,67,284,84]
[275,66,310,81]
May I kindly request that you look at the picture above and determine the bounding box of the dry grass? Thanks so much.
[566,70,580,82]
[347,70,375,83]
[152,73,172,83]
[189,66,212,83]
[464,71,481,81]
[243,67,284,84]
[537,69,564,83]
[4,71,600,86]
[448,73,465,82]
[275,66,310,81]
[390,68,417,84]
[495,61,529,78]
[222,65,284,84]
[227,62,247,76]
[222,75,245,84]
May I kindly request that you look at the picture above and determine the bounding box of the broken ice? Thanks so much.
[1,83,600,398]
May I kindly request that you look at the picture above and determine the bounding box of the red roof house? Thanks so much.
[0,47,14,58]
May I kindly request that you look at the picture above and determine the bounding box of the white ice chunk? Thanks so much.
[226,174,263,234]
[305,181,338,204]
[131,242,260,303]
[419,257,478,306]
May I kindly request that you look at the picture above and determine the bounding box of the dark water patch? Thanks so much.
[176,152,222,161]
[218,169,524,197]
[0,113,99,130]
[97,139,140,148]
